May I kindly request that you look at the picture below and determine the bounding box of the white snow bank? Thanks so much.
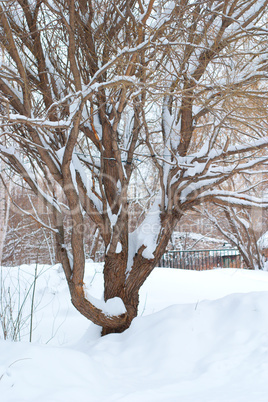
[139,267,268,314]
[1,291,268,401]
[1,264,268,345]
[1,263,268,401]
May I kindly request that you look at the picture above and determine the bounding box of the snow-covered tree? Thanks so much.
[0,0,268,334]
[201,170,268,270]
[0,160,11,265]
[202,202,264,270]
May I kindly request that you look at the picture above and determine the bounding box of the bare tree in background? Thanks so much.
[0,161,11,265]
[202,203,264,270]
[201,172,268,270]
[0,1,268,334]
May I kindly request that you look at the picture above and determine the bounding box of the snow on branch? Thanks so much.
[0,144,62,213]
[197,190,268,209]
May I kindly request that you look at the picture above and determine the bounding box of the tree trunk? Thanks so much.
[101,212,179,334]
[0,162,10,265]
[102,252,165,335]
[102,253,139,335]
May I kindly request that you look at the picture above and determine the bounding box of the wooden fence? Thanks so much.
[159,248,242,270]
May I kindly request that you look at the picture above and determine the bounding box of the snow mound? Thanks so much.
[1,291,268,401]
[1,264,268,401]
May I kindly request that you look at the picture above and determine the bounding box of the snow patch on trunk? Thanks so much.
[127,199,161,274]
[84,291,126,317]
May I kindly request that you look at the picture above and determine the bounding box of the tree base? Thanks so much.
[101,321,131,336]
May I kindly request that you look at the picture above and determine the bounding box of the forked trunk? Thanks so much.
[101,213,179,335]
[60,211,178,336]
[102,253,140,335]
[101,251,165,335]
[101,287,139,336]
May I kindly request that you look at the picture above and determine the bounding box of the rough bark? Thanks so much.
[102,254,139,335]
[101,212,179,335]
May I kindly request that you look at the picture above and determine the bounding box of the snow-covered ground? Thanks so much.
[1,262,268,401]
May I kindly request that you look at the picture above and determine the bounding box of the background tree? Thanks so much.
[202,203,264,270]
[0,161,12,265]
[1,182,105,266]
[1,184,56,266]
[0,0,268,334]
[201,171,268,270]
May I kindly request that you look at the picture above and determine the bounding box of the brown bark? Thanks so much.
[69,281,128,331]
[102,253,143,335]
[101,212,179,335]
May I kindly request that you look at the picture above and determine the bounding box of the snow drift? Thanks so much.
[0,264,268,401]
